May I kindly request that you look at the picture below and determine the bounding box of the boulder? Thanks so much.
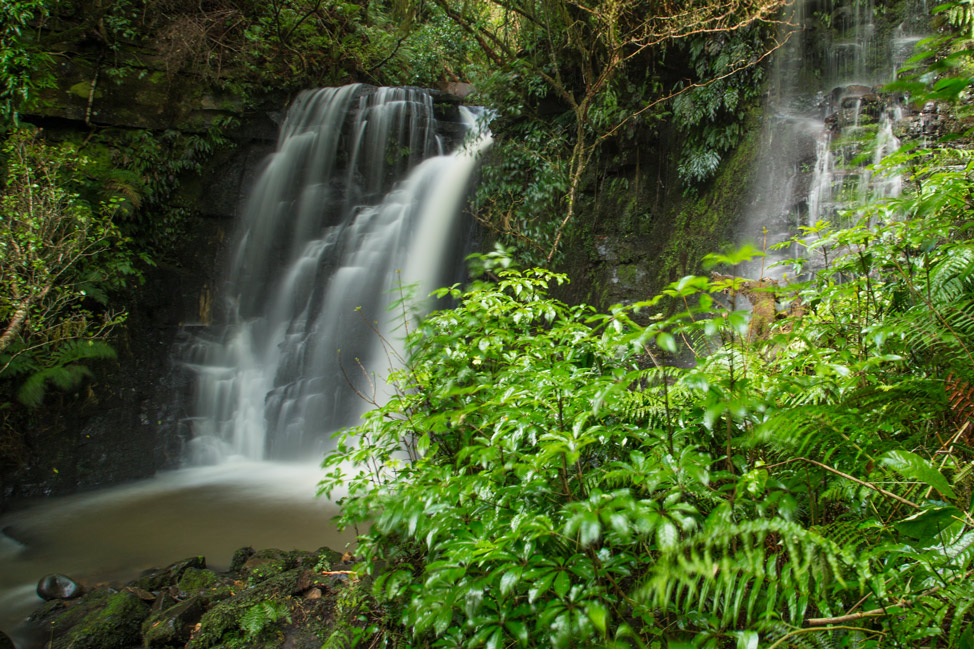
[132,556,206,591]
[37,574,83,600]
[55,590,150,649]
[142,596,205,648]
[229,546,256,572]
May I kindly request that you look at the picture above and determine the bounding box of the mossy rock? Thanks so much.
[142,595,205,648]
[132,556,206,591]
[28,588,109,646]
[176,567,220,593]
[312,547,344,573]
[229,546,256,572]
[55,590,150,649]
[21,549,354,649]
[240,549,322,583]
[186,568,314,649]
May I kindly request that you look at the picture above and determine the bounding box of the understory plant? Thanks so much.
[318,3,974,646]
[0,128,141,457]
[321,155,974,647]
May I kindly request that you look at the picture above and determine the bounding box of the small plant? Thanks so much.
[239,600,291,640]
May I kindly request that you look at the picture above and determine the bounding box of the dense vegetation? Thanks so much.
[318,3,974,648]
[446,0,786,265]
[0,0,789,466]
[6,0,974,644]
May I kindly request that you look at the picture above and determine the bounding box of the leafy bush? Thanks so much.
[323,158,974,647]
[0,0,53,126]
[317,4,974,646]
[0,129,138,408]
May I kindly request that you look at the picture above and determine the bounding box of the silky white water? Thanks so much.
[182,85,490,462]
[0,86,489,647]
[740,0,926,277]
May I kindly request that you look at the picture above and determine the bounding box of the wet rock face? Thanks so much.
[24,547,365,649]
[36,574,83,601]
[823,84,898,133]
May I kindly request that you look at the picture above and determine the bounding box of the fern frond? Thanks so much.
[12,341,115,407]
[16,364,92,407]
[52,340,117,364]
[637,519,865,630]
[758,404,860,455]
[0,349,38,378]
[927,246,974,306]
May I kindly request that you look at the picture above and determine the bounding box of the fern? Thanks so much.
[637,519,865,631]
[927,246,974,306]
[239,600,290,638]
[936,0,974,37]
[14,340,116,407]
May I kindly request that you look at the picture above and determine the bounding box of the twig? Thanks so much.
[763,457,922,510]
[769,625,885,647]
[807,568,974,627]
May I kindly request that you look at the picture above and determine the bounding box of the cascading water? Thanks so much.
[741,0,928,277]
[180,85,490,463]
[0,86,489,646]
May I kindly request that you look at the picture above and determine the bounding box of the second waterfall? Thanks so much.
[179,85,489,463]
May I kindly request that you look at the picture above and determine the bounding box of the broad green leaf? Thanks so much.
[657,332,677,353]
[500,567,521,595]
[881,450,957,499]
[894,506,962,541]
[736,631,759,649]
[505,620,529,646]
[656,521,679,551]
[586,602,608,635]
[553,570,571,599]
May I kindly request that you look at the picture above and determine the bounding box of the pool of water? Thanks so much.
[0,462,355,648]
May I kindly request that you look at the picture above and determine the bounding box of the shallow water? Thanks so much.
[0,462,354,648]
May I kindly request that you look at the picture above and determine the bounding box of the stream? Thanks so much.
[0,463,354,646]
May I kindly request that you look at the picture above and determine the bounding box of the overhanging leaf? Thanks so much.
[881,450,957,500]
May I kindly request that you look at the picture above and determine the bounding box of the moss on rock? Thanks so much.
[56,590,149,649]
[23,548,367,649]
[177,567,220,593]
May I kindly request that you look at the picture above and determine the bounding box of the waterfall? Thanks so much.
[740,0,927,277]
[179,85,490,463]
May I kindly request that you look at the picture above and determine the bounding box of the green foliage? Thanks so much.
[673,32,768,186]
[323,226,974,645]
[238,600,291,639]
[0,128,135,418]
[14,340,116,407]
[0,0,53,126]
[323,36,974,639]
[435,0,785,263]
[77,121,234,253]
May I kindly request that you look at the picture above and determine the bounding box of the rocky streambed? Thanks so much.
[6,547,371,649]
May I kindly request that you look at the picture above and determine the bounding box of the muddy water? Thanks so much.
[0,462,355,648]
